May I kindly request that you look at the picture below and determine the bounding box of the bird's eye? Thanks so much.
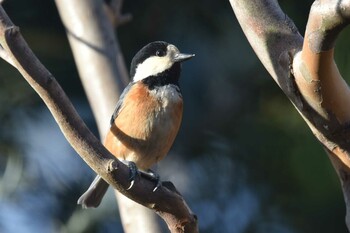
[156,50,165,57]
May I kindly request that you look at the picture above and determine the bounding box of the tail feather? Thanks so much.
[77,175,109,208]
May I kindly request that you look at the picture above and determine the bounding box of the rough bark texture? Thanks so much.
[0,5,198,233]
[230,0,350,230]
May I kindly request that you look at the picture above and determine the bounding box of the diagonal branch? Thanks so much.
[0,5,197,233]
[229,0,303,88]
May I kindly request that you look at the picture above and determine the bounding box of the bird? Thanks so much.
[77,41,194,208]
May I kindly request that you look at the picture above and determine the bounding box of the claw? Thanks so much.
[140,169,161,192]
[126,179,134,190]
[122,161,139,190]
[121,161,162,191]
[154,179,162,192]
[128,161,139,181]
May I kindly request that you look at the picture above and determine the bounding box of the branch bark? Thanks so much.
[293,0,350,228]
[230,0,350,230]
[0,5,197,233]
[54,0,163,232]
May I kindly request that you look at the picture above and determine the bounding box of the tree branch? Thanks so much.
[305,0,350,53]
[230,0,350,230]
[293,0,350,228]
[0,5,197,233]
[229,0,303,88]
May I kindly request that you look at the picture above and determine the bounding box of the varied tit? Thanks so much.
[77,41,195,208]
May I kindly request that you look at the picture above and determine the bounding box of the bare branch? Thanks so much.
[305,0,350,53]
[292,1,350,228]
[292,0,350,134]
[229,0,303,87]
[0,5,197,233]
[230,0,350,230]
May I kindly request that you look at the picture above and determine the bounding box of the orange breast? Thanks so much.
[104,83,183,170]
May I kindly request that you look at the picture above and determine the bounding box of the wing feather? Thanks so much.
[110,82,135,125]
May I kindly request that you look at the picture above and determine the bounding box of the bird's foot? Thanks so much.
[140,169,161,192]
[122,161,161,191]
[122,161,139,190]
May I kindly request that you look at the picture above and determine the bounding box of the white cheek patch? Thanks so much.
[133,56,173,82]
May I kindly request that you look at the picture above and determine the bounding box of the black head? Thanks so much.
[130,41,194,84]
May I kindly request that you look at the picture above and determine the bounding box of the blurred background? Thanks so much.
[1,0,350,232]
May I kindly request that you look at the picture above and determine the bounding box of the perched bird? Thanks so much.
[77,41,194,208]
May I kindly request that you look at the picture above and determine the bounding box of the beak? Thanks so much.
[173,53,195,62]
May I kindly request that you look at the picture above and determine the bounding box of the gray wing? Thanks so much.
[110,82,135,125]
